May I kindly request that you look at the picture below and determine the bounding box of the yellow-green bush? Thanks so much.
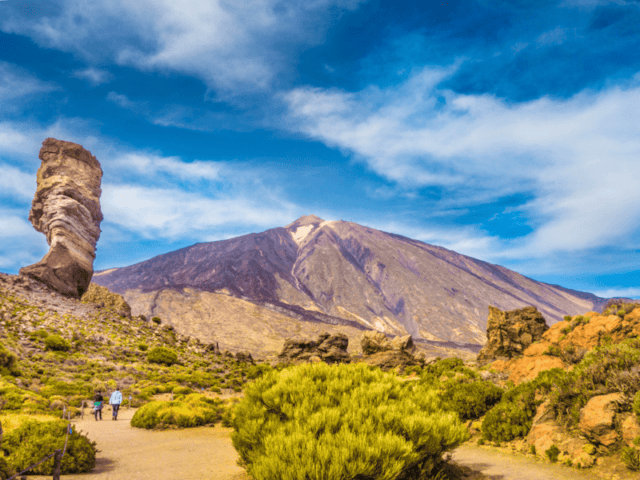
[440,379,503,421]
[44,335,70,352]
[0,454,13,480]
[482,369,563,442]
[0,344,18,376]
[0,380,49,414]
[231,362,468,480]
[147,346,178,366]
[1,419,96,474]
[130,393,224,429]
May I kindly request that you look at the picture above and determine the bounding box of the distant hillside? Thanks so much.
[93,215,607,353]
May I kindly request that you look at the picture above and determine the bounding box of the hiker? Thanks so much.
[94,391,104,421]
[110,386,123,420]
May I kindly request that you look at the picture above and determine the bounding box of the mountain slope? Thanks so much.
[93,215,607,348]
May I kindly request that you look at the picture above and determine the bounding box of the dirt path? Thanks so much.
[452,445,617,480]
[17,410,630,480]
[54,408,251,480]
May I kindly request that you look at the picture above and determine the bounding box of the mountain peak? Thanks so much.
[285,214,325,229]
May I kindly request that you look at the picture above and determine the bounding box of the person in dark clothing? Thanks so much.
[94,391,104,421]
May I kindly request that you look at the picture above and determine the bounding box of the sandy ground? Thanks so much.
[41,407,251,480]
[15,409,633,480]
[453,445,621,480]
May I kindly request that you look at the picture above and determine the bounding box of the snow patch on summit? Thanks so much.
[291,225,314,245]
[290,220,337,245]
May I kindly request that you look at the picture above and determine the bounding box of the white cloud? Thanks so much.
[0,61,57,109]
[592,287,640,299]
[0,210,48,272]
[102,183,299,240]
[1,0,365,95]
[0,163,35,200]
[284,65,640,259]
[106,91,146,111]
[74,67,112,85]
[113,153,223,181]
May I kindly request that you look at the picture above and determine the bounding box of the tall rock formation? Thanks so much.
[20,138,103,298]
[476,306,549,364]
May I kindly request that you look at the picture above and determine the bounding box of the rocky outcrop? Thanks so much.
[20,138,103,298]
[360,332,421,371]
[81,283,131,318]
[477,306,549,364]
[361,350,421,371]
[277,332,350,364]
[490,308,640,384]
[579,393,624,446]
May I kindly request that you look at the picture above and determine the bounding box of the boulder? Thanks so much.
[19,138,103,298]
[277,332,350,364]
[621,414,640,447]
[579,393,624,446]
[361,349,420,371]
[361,331,391,355]
[477,306,549,364]
[390,334,415,354]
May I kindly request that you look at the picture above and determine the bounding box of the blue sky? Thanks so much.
[1,0,639,299]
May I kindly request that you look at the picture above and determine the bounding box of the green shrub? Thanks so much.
[621,446,640,471]
[618,309,627,318]
[232,362,468,480]
[0,455,14,480]
[151,317,162,325]
[0,345,18,376]
[545,444,560,463]
[44,335,70,352]
[563,315,572,322]
[482,369,564,442]
[0,380,50,413]
[1,419,96,474]
[138,343,148,351]
[634,391,640,419]
[173,386,193,395]
[147,347,178,366]
[549,338,640,427]
[246,364,272,380]
[441,380,503,420]
[130,394,224,429]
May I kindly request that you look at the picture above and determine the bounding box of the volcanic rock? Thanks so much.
[19,138,103,298]
[477,306,548,364]
[579,393,624,446]
[361,331,392,354]
[360,332,421,370]
[361,350,421,371]
[277,332,350,364]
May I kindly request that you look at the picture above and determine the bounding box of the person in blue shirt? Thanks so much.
[109,387,123,420]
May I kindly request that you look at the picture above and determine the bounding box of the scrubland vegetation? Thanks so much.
[3,277,640,479]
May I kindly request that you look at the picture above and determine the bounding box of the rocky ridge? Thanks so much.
[475,303,640,473]
[19,138,103,299]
